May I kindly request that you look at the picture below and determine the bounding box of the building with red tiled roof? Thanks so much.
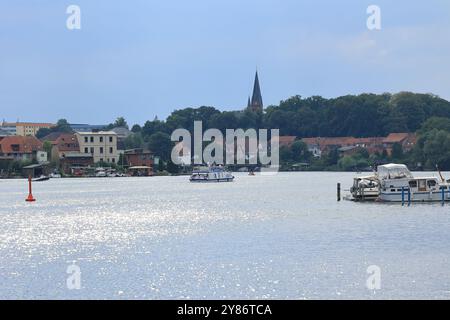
[277,136,297,148]
[383,133,417,154]
[0,136,44,161]
[44,133,81,162]
[124,149,154,176]
[302,133,416,158]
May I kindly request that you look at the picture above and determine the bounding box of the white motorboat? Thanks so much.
[33,175,50,182]
[190,166,234,183]
[350,175,379,201]
[95,168,107,177]
[49,173,62,178]
[378,164,450,202]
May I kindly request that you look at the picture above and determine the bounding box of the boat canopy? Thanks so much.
[377,164,413,180]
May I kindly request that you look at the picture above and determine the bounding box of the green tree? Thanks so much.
[290,140,312,162]
[391,143,404,161]
[43,140,53,155]
[124,133,144,149]
[36,119,72,139]
[131,124,142,133]
[147,132,173,161]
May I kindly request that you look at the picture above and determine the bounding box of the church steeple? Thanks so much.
[248,71,263,112]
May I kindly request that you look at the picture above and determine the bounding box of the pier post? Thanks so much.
[337,183,341,202]
[401,187,405,206]
[442,187,445,206]
[408,188,411,206]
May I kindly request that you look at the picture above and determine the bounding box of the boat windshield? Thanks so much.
[377,164,413,180]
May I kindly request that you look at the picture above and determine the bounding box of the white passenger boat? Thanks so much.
[190,166,235,183]
[378,164,450,202]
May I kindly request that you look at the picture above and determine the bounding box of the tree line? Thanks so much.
[33,91,450,171]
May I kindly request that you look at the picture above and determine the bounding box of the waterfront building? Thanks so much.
[75,131,119,164]
[124,148,154,176]
[124,148,154,168]
[60,153,94,175]
[0,136,44,161]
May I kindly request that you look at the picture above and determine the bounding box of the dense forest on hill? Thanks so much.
[128,91,450,138]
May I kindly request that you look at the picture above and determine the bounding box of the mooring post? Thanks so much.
[401,187,405,206]
[442,187,445,206]
[337,183,341,202]
[408,188,411,206]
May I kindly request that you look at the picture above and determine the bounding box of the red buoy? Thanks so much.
[25,175,36,202]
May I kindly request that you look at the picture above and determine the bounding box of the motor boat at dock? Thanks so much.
[350,175,379,201]
[32,175,50,182]
[378,164,450,203]
[349,163,450,203]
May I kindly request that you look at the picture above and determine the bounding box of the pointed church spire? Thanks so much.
[247,96,251,109]
[248,70,263,112]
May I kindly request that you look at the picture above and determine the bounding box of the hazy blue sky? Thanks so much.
[1,0,449,125]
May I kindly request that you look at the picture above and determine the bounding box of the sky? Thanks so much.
[0,0,449,126]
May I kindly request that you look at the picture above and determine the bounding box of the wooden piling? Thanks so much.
[337,183,341,202]
[401,187,405,206]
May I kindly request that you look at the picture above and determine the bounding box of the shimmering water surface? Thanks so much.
[1,172,450,299]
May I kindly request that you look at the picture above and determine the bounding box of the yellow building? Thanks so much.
[75,131,119,164]
[2,122,55,136]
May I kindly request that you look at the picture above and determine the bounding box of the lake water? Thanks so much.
[1,172,450,299]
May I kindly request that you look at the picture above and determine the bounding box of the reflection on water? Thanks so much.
[1,172,450,299]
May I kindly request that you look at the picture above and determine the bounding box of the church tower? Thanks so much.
[247,71,263,112]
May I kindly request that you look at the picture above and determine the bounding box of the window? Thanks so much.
[84,147,88,153]
[100,137,103,143]
[112,158,116,163]
[84,137,88,143]
[90,147,94,154]
[90,137,94,143]
[418,180,427,191]
[109,136,113,143]
[427,180,437,188]
[409,180,418,188]
[100,147,104,154]
[109,147,113,154]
